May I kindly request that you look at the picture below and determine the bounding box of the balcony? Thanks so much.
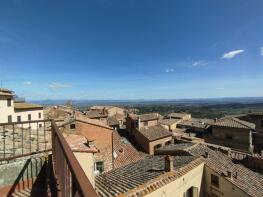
[0,120,98,197]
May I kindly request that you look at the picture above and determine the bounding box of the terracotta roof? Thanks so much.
[0,88,15,96]
[108,116,119,126]
[95,155,203,197]
[90,105,115,110]
[85,111,108,119]
[108,114,125,126]
[157,141,195,151]
[212,117,255,130]
[113,132,145,168]
[14,102,43,110]
[177,118,214,129]
[139,125,172,141]
[188,144,263,197]
[129,113,160,122]
[167,112,190,119]
[248,112,263,116]
[159,118,181,126]
[76,114,113,130]
[63,133,98,153]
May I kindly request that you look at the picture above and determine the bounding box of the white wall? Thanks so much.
[145,163,204,197]
[0,96,44,129]
[203,166,249,197]
[0,96,15,123]
[15,109,43,129]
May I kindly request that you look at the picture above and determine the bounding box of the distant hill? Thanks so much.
[30,97,263,106]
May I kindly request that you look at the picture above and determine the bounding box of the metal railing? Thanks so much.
[0,119,51,161]
[51,120,98,197]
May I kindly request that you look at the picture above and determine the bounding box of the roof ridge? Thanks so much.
[232,117,254,129]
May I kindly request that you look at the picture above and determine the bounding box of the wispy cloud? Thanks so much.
[165,68,174,73]
[23,81,32,85]
[260,47,263,56]
[191,61,207,67]
[221,49,244,59]
[49,82,72,90]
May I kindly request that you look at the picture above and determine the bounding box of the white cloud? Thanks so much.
[221,49,244,59]
[165,68,174,73]
[49,82,72,90]
[260,47,263,56]
[23,81,32,85]
[191,61,207,67]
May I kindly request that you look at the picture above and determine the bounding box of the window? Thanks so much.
[154,144,162,151]
[28,114,31,121]
[184,187,198,197]
[7,98,11,107]
[8,115,12,123]
[39,124,42,128]
[70,124,75,129]
[95,161,104,173]
[165,140,172,146]
[225,134,233,140]
[211,174,219,188]
[17,116,21,122]
[38,112,42,119]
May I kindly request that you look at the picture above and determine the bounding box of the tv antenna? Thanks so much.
[0,79,8,89]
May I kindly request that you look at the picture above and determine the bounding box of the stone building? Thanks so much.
[237,112,263,152]
[60,116,114,174]
[126,113,160,135]
[206,117,255,153]
[134,124,173,155]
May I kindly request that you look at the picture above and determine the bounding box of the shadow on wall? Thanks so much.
[0,154,57,197]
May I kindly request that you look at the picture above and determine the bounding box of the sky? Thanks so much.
[0,0,263,100]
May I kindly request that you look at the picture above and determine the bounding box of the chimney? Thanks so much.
[138,118,141,129]
[226,170,233,180]
[165,155,173,172]
[204,151,209,158]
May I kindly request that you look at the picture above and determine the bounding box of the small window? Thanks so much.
[70,124,76,129]
[154,144,162,151]
[28,114,31,121]
[39,124,42,128]
[7,99,11,107]
[225,134,233,140]
[8,115,12,123]
[211,174,219,188]
[95,161,104,173]
[17,116,21,122]
[38,112,42,119]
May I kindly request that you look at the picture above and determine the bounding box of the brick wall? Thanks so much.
[75,120,113,173]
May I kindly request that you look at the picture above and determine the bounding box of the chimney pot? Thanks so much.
[226,170,233,179]
[165,155,173,172]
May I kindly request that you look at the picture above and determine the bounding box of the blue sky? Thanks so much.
[0,0,263,100]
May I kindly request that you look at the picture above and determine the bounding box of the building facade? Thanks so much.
[0,89,44,129]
